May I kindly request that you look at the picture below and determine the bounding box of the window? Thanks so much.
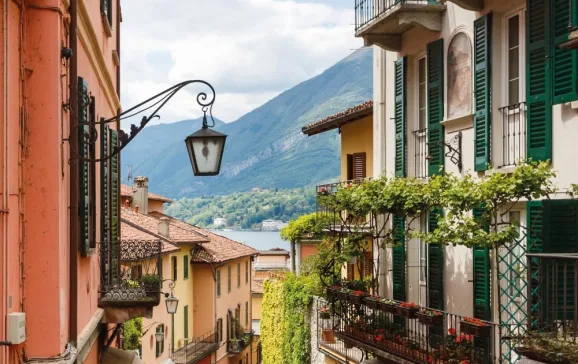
[418,57,427,130]
[101,0,113,27]
[155,325,164,357]
[217,318,223,342]
[228,265,232,293]
[507,14,521,106]
[447,32,472,119]
[183,255,189,280]
[171,256,177,281]
[217,269,221,297]
[245,260,249,284]
[184,305,189,339]
[245,301,249,326]
[346,153,367,181]
[237,262,241,288]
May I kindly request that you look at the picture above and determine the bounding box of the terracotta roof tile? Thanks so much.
[149,212,258,263]
[302,100,373,135]
[121,184,174,203]
[121,208,209,245]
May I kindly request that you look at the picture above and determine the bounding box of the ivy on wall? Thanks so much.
[123,318,143,351]
[261,279,284,364]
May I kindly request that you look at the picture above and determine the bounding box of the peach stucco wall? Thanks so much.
[192,263,216,337]
[300,244,318,261]
[148,200,165,214]
[171,246,194,350]
[0,0,120,361]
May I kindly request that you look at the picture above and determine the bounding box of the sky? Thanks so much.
[120,0,362,127]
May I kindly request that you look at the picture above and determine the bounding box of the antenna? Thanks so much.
[127,164,133,182]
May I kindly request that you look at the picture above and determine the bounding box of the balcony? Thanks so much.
[354,0,445,51]
[172,330,219,364]
[325,288,497,363]
[99,240,162,322]
[498,102,526,168]
[227,331,253,354]
[521,253,578,362]
[413,128,428,178]
[317,298,364,363]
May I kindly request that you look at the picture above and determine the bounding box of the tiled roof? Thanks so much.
[149,212,258,263]
[121,208,209,245]
[258,248,290,256]
[121,184,174,203]
[252,278,264,294]
[120,220,180,254]
[302,100,373,136]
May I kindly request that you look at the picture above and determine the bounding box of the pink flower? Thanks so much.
[448,328,456,336]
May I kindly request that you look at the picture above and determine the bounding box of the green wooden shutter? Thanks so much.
[184,305,189,339]
[109,128,119,282]
[428,208,444,310]
[427,39,445,176]
[392,215,406,301]
[473,13,492,171]
[78,77,91,257]
[472,206,491,320]
[100,124,109,243]
[551,0,578,104]
[394,57,407,177]
[217,269,221,296]
[526,0,552,162]
[183,255,189,279]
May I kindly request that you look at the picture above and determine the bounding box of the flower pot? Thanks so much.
[364,298,379,309]
[321,329,335,344]
[347,293,363,305]
[326,287,341,301]
[417,312,444,326]
[460,321,491,338]
[397,307,418,319]
[382,303,398,314]
[319,311,330,320]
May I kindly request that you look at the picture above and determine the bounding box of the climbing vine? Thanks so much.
[280,212,332,242]
[261,279,284,364]
[123,318,143,351]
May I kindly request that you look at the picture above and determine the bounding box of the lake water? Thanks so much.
[211,230,289,252]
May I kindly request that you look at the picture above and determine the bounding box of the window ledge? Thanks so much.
[102,14,112,38]
[440,113,474,132]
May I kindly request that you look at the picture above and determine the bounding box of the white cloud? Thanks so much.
[120,0,361,126]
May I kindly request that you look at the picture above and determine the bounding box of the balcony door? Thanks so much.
[347,153,366,181]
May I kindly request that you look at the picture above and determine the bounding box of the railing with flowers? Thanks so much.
[326,287,498,363]
[98,240,162,307]
[317,299,364,363]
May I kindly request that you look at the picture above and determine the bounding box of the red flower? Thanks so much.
[465,334,472,341]
[461,361,470,364]
[448,328,456,336]
[428,356,435,364]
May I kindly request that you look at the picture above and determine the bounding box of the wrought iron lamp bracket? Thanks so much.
[161,279,176,298]
[426,131,462,172]
[67,80,216,164]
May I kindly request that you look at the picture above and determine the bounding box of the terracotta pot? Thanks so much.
[460,321,491,338]
[347,293,364,305]
[319,311,331,320]
[321,329,335,344]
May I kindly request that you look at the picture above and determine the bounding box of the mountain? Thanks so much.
[121,48,373,197]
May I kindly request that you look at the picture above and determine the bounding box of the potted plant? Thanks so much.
[140,274,161,298]
[417,309,444,326]
[318,187,328,195]
[379,298,398,313]
[319,306,331,320]
[364,294,381,309]
[321,327,335,344]
[347,290,365,305]
[460,317,491,338]
[326,285,342,301]
[396,302,419,319]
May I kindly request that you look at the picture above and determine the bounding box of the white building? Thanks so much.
[213,217,227,227]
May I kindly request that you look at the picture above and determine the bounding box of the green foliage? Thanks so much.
[261,274,317,364]
[513,333,578,364]
[123,318,142,351]
[165,188,316,230]
[280,212,332,241]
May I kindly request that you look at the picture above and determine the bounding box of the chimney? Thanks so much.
[132,176,149,215]
[158,217,170,237]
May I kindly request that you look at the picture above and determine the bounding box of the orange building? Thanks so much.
[0,0,133,363]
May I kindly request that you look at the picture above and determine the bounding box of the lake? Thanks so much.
[211,230,289,251]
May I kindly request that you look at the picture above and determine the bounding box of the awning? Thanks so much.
[101,347,143,364]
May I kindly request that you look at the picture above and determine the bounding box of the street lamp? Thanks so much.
[155,331,164,343]
[165,291,179,315]
[69,80,226,176]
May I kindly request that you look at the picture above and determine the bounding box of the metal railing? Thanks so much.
[355,0,439,31]
[227,331,253,354]
[98,240,162,307]
[498,102,526,168]
[326,291,498,363]
[526,253,578,342]
[172,329,219,364]
[413,128,428,178]
[317,298,364,363]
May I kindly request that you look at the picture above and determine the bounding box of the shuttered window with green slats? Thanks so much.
[392,215,406,301]
[427,39,444,176]
[551,0,578,104]
[183,255,189,279]
[428,208,444,310]
[78,77,91,257]
[473,13,492,172]
[473,206,491,320]
[394,57,407,177]
[100,124,109,244]
[109,128,120,282]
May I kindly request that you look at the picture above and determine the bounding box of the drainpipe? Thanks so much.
[69,0,79,344]
[1,0,8,361]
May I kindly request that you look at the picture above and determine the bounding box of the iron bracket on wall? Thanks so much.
[426,131,462,172]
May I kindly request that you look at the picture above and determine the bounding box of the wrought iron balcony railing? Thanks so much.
[498,102,526,168]
[413,128,428,179]
[172,329,219,364]
[325,289,498,363]
[98,240,162,307]
[355,0,440,32]
[526,253,578,342]
[227,331,253,354]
